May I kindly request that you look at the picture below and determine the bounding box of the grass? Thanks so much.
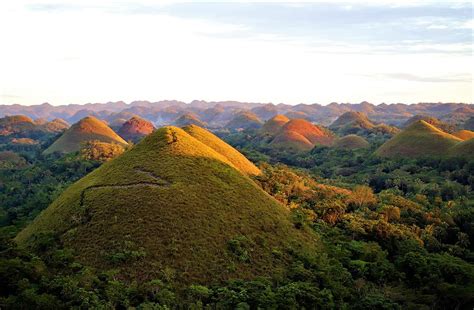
[16,126,317,286]
[226,111,263,130]
[260,114,290,135]
[334,135,369,150]
[44,116,128,154]
[376,120,462,158]
[448,138,474,157]
[182,125,261,176]
[452,130,474,141]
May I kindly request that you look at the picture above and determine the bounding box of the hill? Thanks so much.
[0,115,36,136]
[463,117,474,130]
[448,138,474,157]
[174,113,208,127]
[16,126,316,285]
[42,118,69,133]
[403,115,454,133]
[226,111,263,130]
[330,112,398,135]
[270,119,334,151]
[118,116,155,142]
[452,130,474,140]
[182,125,260,176]
[43,116,128,154]
[376,120,462,158]
[260,114,290,136]
[333,135,370,150]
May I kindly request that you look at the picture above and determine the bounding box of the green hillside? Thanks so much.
[44,116,128,154]
[376,120,462,158]
[333,134,370,150]
[17,126,316,285]
[260,114,290,135]
[448,138,474,157]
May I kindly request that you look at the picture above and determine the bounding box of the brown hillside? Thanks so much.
[118,116,155,142]
[280,119,334,146]
[44,116,128,154]
[452,130,474,141]
[260,114,290,135]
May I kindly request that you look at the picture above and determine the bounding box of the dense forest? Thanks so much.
[0,125,473,309]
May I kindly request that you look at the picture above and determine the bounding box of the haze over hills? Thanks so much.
[16,126,316,285]
[44,116,128,154]
[1,101,472,129]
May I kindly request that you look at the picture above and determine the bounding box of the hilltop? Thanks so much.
[260,114,290,136]
[403,115,454,133]
[44,116,128,154]
[182,125,260,176]
[118,116,155,143]
[270,119,335,151]
[333,134,370,150]
[226,111,263,130]
[330,111,399,136]
[376,120,462,158]
[16,126,316,285]
[174,113,208,128]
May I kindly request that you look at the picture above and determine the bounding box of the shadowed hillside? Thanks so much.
[260,114,290,136]
[226,111,263,130]
[17,126,316,285]
[44,116,128,154]
[376,120,462,158]
[174,113,208,127]
[333,134,370,150]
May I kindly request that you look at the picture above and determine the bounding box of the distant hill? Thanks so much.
[376,120,462,158]
[0,115,68,142]
[270,119,335,151]
[403,115,454,133]
[174,113,208,127]
[44,116,128,154]
[452,130,474,141]
[333,135,370,150]
[118,116,155,143]
[0,115,36,136]
[226,111,263,130]
[330,111,399,136]
[260,114,290,136]
[16,126,315,285]
[182,125,260,176]
[463,117,474,131]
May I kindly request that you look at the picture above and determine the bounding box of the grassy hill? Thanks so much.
[44,116,128,154]
[182,125,260,176]
[17,126,316,285]
[376,120,462,158]
[330,111,399,135]
[260,114,290,136]
[333,134,370,150]
[448,138,474,157]
[174,113,208,128]
[270,119,334,151]
[452,130,474,141]
[118,116,155,142]
[226,111,263,130]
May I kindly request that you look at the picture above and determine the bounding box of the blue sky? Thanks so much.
[0,1,472,105]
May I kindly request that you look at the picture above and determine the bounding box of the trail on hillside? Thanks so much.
[79,166,171,208]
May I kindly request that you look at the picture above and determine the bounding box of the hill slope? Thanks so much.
[452,130,474,141]
[226,111,263,130]
[174,113,208,128]
[376,120,462,158]
[17,126,315,285]
[44,116,128,154]
[260,114,290,136]
[448,138,474,157]
[334,135,370,150]
[182,125,260,176]
[270,119,334,151]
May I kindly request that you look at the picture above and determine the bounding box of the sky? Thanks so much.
[0,0,472,106]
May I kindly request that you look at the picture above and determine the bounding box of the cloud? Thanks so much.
[364,73,472,83]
